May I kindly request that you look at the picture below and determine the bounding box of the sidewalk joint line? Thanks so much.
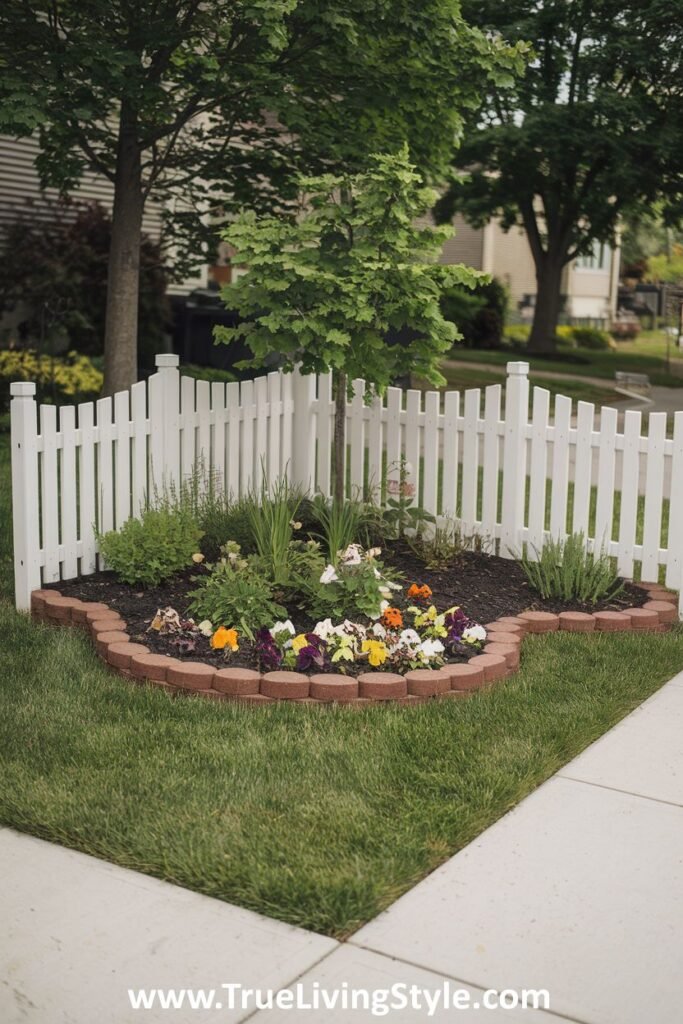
[557,773,683,809]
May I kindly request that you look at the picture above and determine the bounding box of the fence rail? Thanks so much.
[11,354,683,618]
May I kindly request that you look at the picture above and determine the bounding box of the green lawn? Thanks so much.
[433,364,618,407]
[0,429,682,939]
[448,330,683,389]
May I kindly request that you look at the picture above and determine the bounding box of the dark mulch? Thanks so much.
[48,544,645,675]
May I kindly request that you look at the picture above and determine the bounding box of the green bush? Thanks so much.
[196,493,258,560]
[0,349,102,412]
[518,533,622,604]
[188,558,287,638]
[442,277,508,349]
[97,507,203,586]
[568,326,612,350]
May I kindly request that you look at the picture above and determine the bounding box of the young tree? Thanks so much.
[0,0,523,395]
[436,1,683,353]
[216,148,483,502]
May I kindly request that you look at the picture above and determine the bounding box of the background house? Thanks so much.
[440,214,621,326]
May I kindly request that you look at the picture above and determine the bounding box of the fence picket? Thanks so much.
[196,380,211,485]
[78,402,97,576]
[226,380,240,498]
[461,389,480,534]
[404,389,421,506]
[481,384,502,544]
[349,378,365,496]
[441,390,459,520]
[366,390,383,501]
[130,381,147,516]
[422,390,440,519]
[254,375,269,486]
[572,401,594,537]
[114,391,131,529]
[267,372,281,487]
[211,382,227,491]
[617,410,642,578]
[666,411,683,592]
[641,412,667,582]
[594,405,617,553]
[527,386,550,554]
[385,387,402,501]
[96,397,114,562]
[240,378,254,495]
[59,405,78,580]
[316,373,332,496]
[40,405,59,582]
[549,395,572,541]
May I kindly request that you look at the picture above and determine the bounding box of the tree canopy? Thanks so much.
[0,0,524,393]
[217,147,484,499]
[436,0,683,352]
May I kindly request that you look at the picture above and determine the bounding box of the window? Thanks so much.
[575,240,610,272]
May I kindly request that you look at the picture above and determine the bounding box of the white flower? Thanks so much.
[462,624,487,642]
[398,628,421,648]
[370,622,387,639]
[313,618,336,640]
[404,461,413,476]
[197,620,214,637]
[340,543,362,565]
[290,520,302,530]
[320,565,339,584]
[191,552,205,564]
[270,619,296,638]
[365,547,382,560]
[419,638,445,660]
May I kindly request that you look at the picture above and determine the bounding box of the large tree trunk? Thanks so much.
[103,105,143,397]
[527,253,565,355]
[333,370,346,504]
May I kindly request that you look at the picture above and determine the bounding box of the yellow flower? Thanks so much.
[292,633,308,653]
[210,627,239,651]
[362,639,388,667]
[191,552,205,564]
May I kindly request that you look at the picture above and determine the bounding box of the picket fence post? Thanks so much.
[150,353,180,492]
[10,382,41,610]
[500,361,530,558]
[290,367,316,492]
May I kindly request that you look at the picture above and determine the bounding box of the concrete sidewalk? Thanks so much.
[3,672,683,1023]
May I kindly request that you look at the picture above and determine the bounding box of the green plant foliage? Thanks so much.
[309,495,374,563]
[0,200,169,367]
[188,558,287,640]
[0,349,102,412]
[439,0,683,354]
[299,550,401,622]
[97,507,203,586]
[218,148,485,393]
[518,533,622,605]
[442,277,508,349]
[409,522,468,568]
[568,327,612,351]
[245,479,304,587]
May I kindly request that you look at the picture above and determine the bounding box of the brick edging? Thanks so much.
[28,582,679,706]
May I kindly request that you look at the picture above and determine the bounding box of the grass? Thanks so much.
[0,429,681,939]
[434,364,618,407]
[447,330,683,389]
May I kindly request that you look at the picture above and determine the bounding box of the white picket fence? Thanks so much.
[10,353,683,617]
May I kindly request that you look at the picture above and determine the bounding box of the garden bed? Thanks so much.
[36,547,678,706]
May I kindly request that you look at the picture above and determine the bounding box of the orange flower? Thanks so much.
[382,606,403,629]
[210,626,239,651]
[407,583,432,603]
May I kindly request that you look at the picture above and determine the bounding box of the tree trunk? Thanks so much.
[527,254,565,355]
[333,370,346,504]
[103,105,143,397]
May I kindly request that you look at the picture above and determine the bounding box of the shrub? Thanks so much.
[97,507,203,586]
[196,493,258,560]
[442,277,508,349]
[518,533,622,604]
[0,349,102,412]
[188,558,287,638]
[0,199,169,368]
[568,326,612,350]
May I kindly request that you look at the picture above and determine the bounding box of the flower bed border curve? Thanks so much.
[28,583,679,706]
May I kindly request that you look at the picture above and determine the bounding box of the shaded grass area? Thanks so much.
[1,603,682,938]
[435,364,618,407]
[449,332,683,388]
